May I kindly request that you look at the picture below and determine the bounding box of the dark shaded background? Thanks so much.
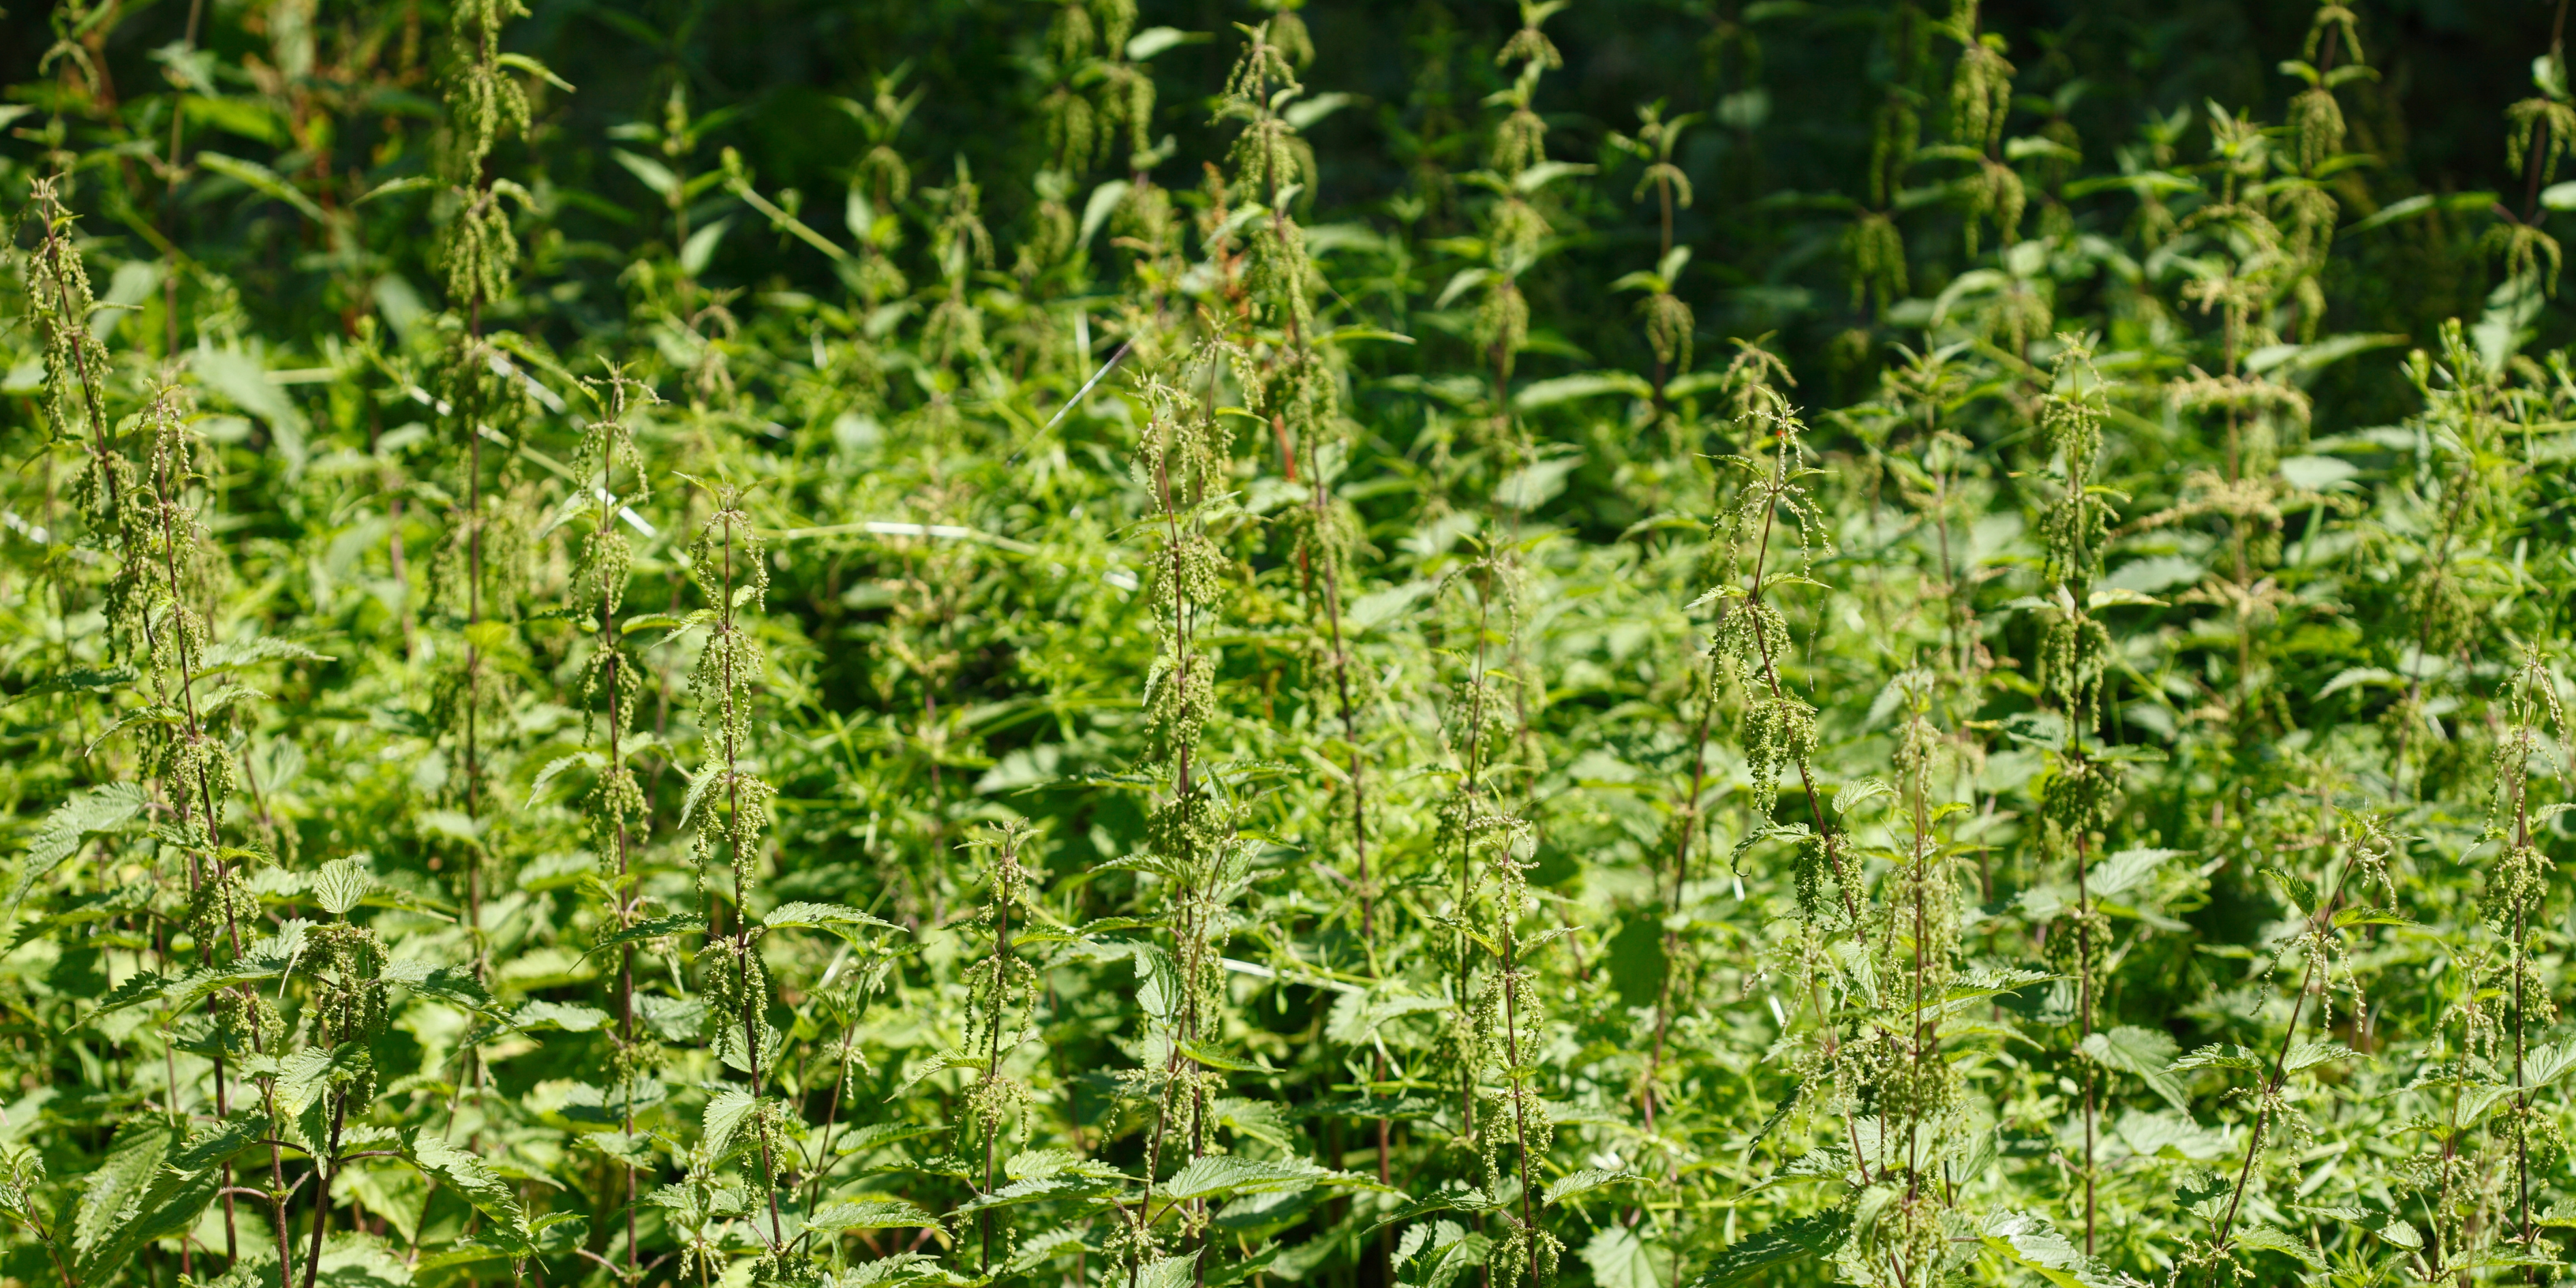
[6,0,2561,426]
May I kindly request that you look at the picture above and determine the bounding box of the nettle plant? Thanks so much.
[14,3,2576,1288]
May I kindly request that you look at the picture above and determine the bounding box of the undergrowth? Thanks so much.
[5,2,2576,1288]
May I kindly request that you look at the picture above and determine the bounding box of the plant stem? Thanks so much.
[298,1090,348,1288]
[2214,840,2356,1255]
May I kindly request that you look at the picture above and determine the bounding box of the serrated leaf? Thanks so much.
[2086,848,2186,899]
[2083,1026,2189,1111]
[2002,711,2069,751]
[2297,1204,2422,1249]
[1580,1225,1668,1288]
[588,913,706,955]
[412,1131,527,1240]
[2526,1041,2576,1089]
[621,611,689,636]
[1131,1253,1200,1288]
[677,763,721,830]
[1178,1039,1274,1073]
[1830,776,1892,815]
[514,1000,610,1032]
[74,1163,217,1285]
[953,1173,1116,1217]
[382,959,499,1013]
[197,637,335,671]
[763,901,904,942]
[73,1122,172,1255]
[526,751,604,807]
[2230,1224,2321,1268]
[2282,1041,2355,1073]
[1362,1189,1494,1238]
[91,968,172,1015]
[1540,1167,1637,1206]
[6,666,136,705]
[808,1197,942,1229]
[703,1088,758,1160]
[2169,1044,2265,1073]
[12,784,149,913]
[1685,1210,1849,1287]
[311,856,375,917]
[276,1043,358,1118]
[1980,1210,2130,1287]
[1160,1155,1330,1202]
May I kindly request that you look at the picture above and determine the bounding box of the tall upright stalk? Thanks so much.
[1121,352,1236,1288]
[577,369,655,1272]
[2488,651,2569,1263]
[2036,339,2118,1251]
[26,183,269,1276]
[962,821,1037,1275]
[694,489,787,1248]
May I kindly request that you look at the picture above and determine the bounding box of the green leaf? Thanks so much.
[1539,1167,1637,1206]
[613,149,681,200]
[90,968,171,1016]
[2168,1044,2265,1073]
[512,1000,611,1032]
[2296,1203,2421,1249]
[1131,1253,1201,1288]
[276,1043,361,1118]
[2230,1224,2321,1268]
[1512,160,1594,193]
[72,1122,173,1255]
[197,636,334,671]
[1685,1210,1849,1287]
[1580,1225,1669,1288]
[2525,1041,2576,1090]
[1494,455,1580,512]
[198,152,328,221]
[525,751,604,807]
[74,1117,258,1283]
[2282,1041,2354,1073]
[1979,1210,2129,1287]
[587,913,706,955]
[494,52,574,91]
[1159,1155,1331,1203]
[1363,1190,1494,1238]
[681,216,733,278]
[2346,193,2447,234]
[808,1197,942,1230]
[2003,711,2068,751]
[2081,1026,2189,1111]
[763,901,904,941]
[311,857,375,917]
[1830,776,1893,816]
[5,666,136,705]
[2086,848,2185,899]
[355,175,438,204]
[953,1172,1117,1217]
[383,959,499,1013]
[410,1130,528,1240]
[1126,26,1197,60]
[74,1165,217,1285]
[12,784,149,913]
[703,1088,758,1160]
[1512,372,1652,412]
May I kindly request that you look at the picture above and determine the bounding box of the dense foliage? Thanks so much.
[6,1,2576,1287]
